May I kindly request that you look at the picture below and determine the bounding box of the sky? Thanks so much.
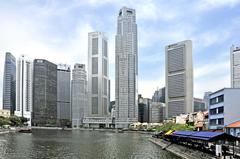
[0,0,240,107]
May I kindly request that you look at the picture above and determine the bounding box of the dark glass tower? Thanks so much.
[32,59,57,126]
[3,52,16,114]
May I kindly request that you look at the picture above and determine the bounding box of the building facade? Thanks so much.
[57,64,71,126]
[3,52,16,114]
[15,55,32,126]
[165,40,193,118]
[194,98,206,112]
[71,64,87,128]
[83,32,110,128]
[152,87,165,103]
[150,102,165,123]
[230,45,240,88]
[203,91,212,110]
[32,59,57,127]
[209,88,240,130]
[115,7,138,128]
[138,95,151,123]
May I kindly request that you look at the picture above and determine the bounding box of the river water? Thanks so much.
[0,129,179,159]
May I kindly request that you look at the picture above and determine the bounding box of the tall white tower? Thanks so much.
[71,64,87,128]
[88,32,109,117]
[115,7,138,128]
[230,45,240,88]
[15,55,33,126]
[165,40,193,118]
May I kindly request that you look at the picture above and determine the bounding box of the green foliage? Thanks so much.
[0,116,27,127]
[156,122,195,132]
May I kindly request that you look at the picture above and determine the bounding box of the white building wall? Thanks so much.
[15,55,32,126]
[230,45,240,88]
[71,64,87,128]
[88,32,109,118]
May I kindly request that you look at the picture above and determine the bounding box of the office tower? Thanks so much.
[32,59,57,126]
[15,55,32,126]
[88,32,109,117]
[152,87,165,103]
[165,40,193,118]
[71,64,87,128]
[193,98,206,112]
[203,91,212,110]
[57,64,71,126]
[150,102,166,123]
[138,95,151,123]
[230,45,240,88]
[115,7,138,128]
[3,52,16,114]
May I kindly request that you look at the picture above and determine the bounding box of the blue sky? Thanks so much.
[0,0,240,106]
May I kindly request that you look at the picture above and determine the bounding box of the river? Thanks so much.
[0,129,179,159]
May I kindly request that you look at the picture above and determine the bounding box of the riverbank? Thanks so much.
[149,138,215,159]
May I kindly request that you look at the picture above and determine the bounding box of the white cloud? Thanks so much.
[198,0,240,10]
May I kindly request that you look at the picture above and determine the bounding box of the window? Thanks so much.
[210,108,217,115]
[92,57,98,74]
[218,118,224,125]
[218,107,224,114]
[210,119,216,125]
[210,95,224,105]
[92,38,98,55]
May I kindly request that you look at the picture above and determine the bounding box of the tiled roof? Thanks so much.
[226,121,240,128]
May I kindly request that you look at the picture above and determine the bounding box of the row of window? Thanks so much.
[210,95,224,105]
[209,118,224,125]
[210,106,224,115]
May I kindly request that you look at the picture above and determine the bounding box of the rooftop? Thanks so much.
[226,120,240,128]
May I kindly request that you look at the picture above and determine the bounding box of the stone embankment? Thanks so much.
[149,138,215,159]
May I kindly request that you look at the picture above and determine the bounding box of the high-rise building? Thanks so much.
[57,64,71,126]
[138,95,151,123]
[3,52,16,114]
[115,7,138,128]
[193,98,206,112]
[83,31,110,128]
[203,91,212,110]
[15,55,32,126]
[166,40,193,118]
[152,87,165,103]
[32,59,57,127]
[88,32,109,117]
[230,45,240,88]
[150,102,166,123]
[71,64,87,128]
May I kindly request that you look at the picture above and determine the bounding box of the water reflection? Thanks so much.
[0,130,179,159]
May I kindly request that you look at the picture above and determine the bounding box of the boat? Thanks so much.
[18,127,32,133]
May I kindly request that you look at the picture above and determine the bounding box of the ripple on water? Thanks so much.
[0,130,180,159]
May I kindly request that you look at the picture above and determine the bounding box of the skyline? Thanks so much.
[1,0,240,107]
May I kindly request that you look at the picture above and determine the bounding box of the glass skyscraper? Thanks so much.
[32,59,57,126]
[3,52,16,114]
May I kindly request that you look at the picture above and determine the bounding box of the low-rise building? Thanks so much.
[208,88,240,130]
[0,109,11,118]
[225,121,240,137]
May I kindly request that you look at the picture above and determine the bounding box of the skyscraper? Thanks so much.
[71,64,87,128]
[230,45,240,88]
[88,32,109,117]
[32,59,57,126]
[57,64,71,126]
[15,55,32,126]
[115,7,138,128]
[82,31,111,128]
[165,40,193,118]
[3,52,16,114]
